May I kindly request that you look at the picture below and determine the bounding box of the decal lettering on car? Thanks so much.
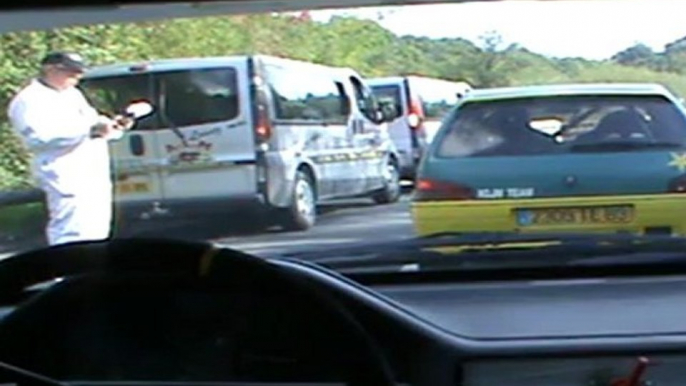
[477,188,535,199]
[189,127,222,141]
[476,188,505,199]
[507,188,535,198]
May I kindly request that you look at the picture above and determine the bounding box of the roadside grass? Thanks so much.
[0,202,46,242]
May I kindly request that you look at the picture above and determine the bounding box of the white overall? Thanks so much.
[7,79,123,246]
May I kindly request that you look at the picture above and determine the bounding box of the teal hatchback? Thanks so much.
[412,83,686,236]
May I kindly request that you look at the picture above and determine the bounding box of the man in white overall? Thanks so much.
[7,52,132,246]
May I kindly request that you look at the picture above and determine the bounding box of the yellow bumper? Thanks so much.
[411,194,686,237]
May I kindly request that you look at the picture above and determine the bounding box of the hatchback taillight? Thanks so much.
[413,179,475,201]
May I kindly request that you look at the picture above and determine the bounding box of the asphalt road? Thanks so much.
[217,194,415,257]
[1,192,416,259]
[121,193,415,258]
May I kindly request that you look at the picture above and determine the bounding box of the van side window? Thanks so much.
[159,67,239,127]
[266,65,348,124]
[349,76,378,121]
[371,85,403,119]
[79,74,157,131]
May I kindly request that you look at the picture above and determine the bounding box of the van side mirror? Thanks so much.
[125,100,155,119]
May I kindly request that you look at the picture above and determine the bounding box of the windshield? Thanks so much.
[3,0,686,274]
[9,2,686,386]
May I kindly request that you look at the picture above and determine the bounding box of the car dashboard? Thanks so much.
[0,246,685,386]
[278,259,686,386]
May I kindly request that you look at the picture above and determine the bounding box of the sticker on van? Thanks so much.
[668,152,686,172]
[166,140,214,165]
[189,127,222,141]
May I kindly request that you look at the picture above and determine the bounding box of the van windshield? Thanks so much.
[436,95,686,158]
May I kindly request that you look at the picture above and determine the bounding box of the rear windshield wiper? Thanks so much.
[569,140,684,152]
[279,232,686,273]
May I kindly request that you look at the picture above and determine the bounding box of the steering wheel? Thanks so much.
[0,238,396,386]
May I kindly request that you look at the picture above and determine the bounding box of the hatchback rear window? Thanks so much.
[436,95,686,158]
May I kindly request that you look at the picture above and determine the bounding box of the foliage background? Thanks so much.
[2,12,685,190]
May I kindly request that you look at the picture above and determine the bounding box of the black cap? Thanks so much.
[41,51,88,72]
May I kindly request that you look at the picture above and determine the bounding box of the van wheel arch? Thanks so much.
[296,163,318,201]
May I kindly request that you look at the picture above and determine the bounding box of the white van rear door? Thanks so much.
[80,73,165,206]
[153,62,258,201]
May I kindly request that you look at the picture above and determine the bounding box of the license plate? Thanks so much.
[116,181,150,194]
[516,205,634,226]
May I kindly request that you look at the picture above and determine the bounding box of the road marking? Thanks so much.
[216,237,359,251]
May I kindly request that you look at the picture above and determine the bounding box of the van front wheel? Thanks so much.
[280,171,317,231]
[372,159,401,204]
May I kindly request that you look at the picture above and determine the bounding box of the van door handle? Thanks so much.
[129,134,145,156]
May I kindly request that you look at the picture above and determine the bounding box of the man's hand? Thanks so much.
[91,113,136,138]
[113,114,135,130]
[90,121,113,138]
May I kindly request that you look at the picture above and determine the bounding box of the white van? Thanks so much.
[368,76,472,180]
[79,55,402,231]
